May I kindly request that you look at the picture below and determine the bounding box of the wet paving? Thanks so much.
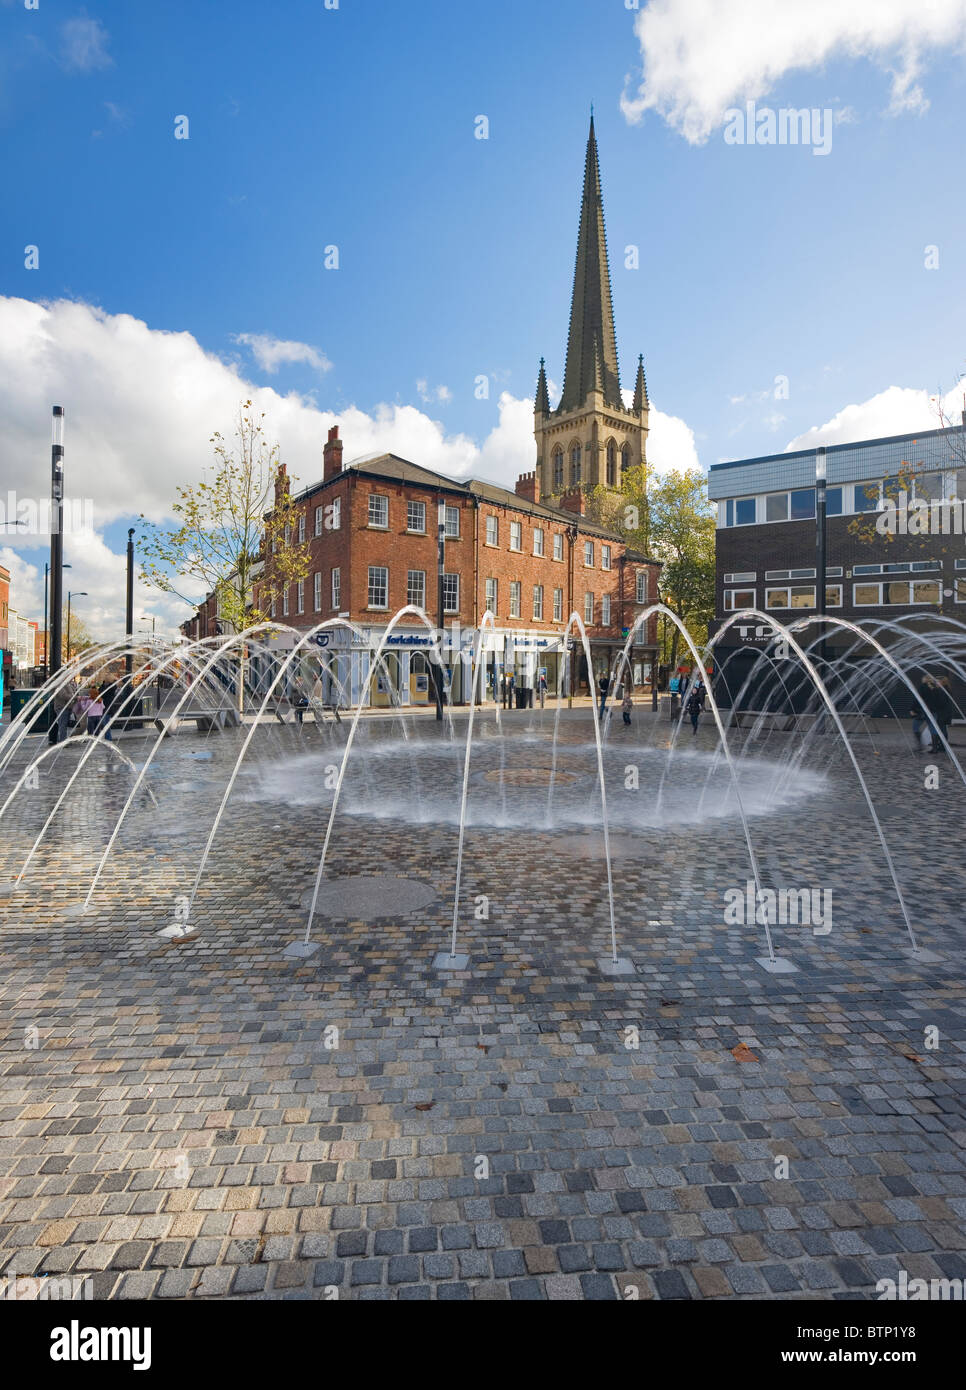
[0,706,963,1300]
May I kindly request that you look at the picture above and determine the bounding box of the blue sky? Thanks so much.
[1,0,965,635]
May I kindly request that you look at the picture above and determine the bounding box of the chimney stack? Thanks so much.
[515,471,540,504]
[558,487,586,517]
[273,462,289,504]
[324,425,343,481]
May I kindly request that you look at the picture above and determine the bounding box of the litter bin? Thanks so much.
[515,688,527,710]
[11,688,50,730]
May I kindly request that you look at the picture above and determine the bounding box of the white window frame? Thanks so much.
[330,496,342,530]
[296,579,305,614]
[485,515,499,546]
[601,544,612,571]
[509,521,522,552]
[724,589,756,611]
[331,567,341,610]
[407,500,426,534]
[553,532,564,562]
[368,494,389,529]
[853,578,942,607]
[407,569,426,608]
[765,585,815,610]
[444,505,460,539]
[298,515,306,544]
[601,593,611,625]
[553,587,563,622]
[368,565,388,609]
[485,578,497,613]
[442,573,459,614]
[282,588,289,617]
[636,571,647,604]
[533,584,544,621]
[313,571,322,612]
[583,540,594,568]
[509,581,521,619]
[314,505,324,538]
[533,526,544,557]
[584,591,594,625]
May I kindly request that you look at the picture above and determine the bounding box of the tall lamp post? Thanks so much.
[66,591,87,663]
[140,614,156,637]
[125,529,135,678]
[435,497,445,722]
[49,407,66,677]
[42,561,71,684]
[816,446,828,669]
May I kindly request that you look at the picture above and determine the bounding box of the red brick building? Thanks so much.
[185,117,664,708]
[251,427,659,707]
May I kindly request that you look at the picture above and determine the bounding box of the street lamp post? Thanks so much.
[816,447,828,668]
[43,561,71,684]
[49,407,65,677]
[125,529,135,678]
[66,591,87,663]
[140,614,156,637]
[435,497,445,722]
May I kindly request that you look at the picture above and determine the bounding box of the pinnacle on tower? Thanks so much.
[535,357,550,415]
[633,354,649,414]
[558,114,622,415]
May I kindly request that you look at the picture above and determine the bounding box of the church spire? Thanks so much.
[534,357,550,414]
[558,114,622,415]
[633,354,648,413]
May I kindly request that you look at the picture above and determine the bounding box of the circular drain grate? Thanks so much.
[299,874,438,922]
[483,767,578,787]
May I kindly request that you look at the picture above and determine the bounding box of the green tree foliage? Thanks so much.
[585,465,715,667]
[139,401,309,632]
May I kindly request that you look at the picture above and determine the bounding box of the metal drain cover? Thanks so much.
[299,874,438,921]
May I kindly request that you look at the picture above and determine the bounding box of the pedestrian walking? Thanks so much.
[48,679,76,745]
[85,689,112,740]
[622,688,633,726]
[538,672,547,708]
[912,675,933,750]
[73,688,92,734]
[598,673,609,718]
[686,687,702,735]
[931,677,956,753]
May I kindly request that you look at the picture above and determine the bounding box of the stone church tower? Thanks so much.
[534,115,649,502]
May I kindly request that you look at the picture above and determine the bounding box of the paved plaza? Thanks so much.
[0,707,964,1300]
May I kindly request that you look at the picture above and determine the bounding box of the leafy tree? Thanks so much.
[139,400,309,632]
[649,470,716,668]
[587,465,716,669]
[585,464,651,557]
[63,607,95,662]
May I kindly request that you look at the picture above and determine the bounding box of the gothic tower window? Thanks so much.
[606,440,616,487]
[553,449,564,491]
[620,443,630,473]
[570,443,582,486]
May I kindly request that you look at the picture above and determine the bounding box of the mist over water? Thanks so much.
[242,733,826,831]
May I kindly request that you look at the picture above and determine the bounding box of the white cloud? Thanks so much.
[621,0,966,141]
[234,333,332,375]
[415,380,453,404]
[647,406,702,474]
[784,380,966,452]
[0,296,706,641]
[59,15,113,73]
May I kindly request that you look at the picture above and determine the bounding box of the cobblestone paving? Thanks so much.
[0,708,963,1300]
